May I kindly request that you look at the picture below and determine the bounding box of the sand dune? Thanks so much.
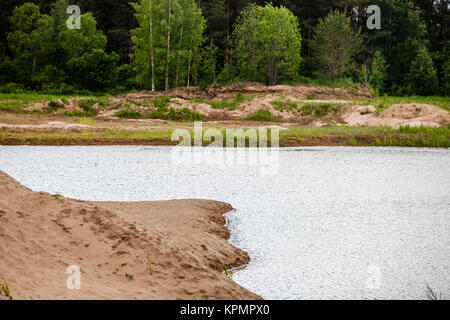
[0,171,259,300]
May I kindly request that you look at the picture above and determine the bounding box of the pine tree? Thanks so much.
[406,46,439,95]
[311,10,362,82]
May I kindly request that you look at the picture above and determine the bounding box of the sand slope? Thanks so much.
[0,171,259,300]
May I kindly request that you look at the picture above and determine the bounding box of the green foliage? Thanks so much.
[47,100,65,112]
[361,50,387,94]
[131,0,206,90]
[125,273,134,280]
[223,265,233,278]
[198,40,218,88]
[151,96,171,109]
[146,262,153,275]
[114,108,142,119]
[68,50,119,92]
[191,93,251,110]
[311,10,362,82]
[78,99,99,114]
[149,107,202,121]
[440,45,450,96]
[406,47,439,96]
[7,3,55,84]
[0,277,12,299]
[58,13,107,60]
[271,99,299,112]
[302,103,340,117]
[245,109,276,122]
[232,4,302,85]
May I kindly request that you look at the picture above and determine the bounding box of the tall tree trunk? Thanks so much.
[187,41,192,87]
[225,0,230,68]
[31,56,37,77]
[175,24,183,88]
[308,6,311,57]
[165,0,172,91]
[149,0,155,91]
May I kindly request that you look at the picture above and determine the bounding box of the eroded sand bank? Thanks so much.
[0,171,259,300]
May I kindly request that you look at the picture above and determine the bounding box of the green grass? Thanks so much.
[281,125,450,148]
[149,107,202,121]
[114,108,142,119]
[0,93,110,116]
[245,109,277,122]
[271,99,299,112]
[302,103,341,117]
[223,265,233,278]
[125,273,134,280]
[151,96,172,109]
[146,262,153,275]
[0,277,12,300]
[294,76,360,89]
[191,93,252,110]
[63,110,93,117]
[0,125,448,148]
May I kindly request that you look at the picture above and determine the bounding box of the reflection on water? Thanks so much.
[0,146,449,299]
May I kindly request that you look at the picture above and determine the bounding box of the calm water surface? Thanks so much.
[0,146,449,299]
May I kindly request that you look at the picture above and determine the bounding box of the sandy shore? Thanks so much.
[0,171,260,300]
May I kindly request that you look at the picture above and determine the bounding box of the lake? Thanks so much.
[0,146,449,299]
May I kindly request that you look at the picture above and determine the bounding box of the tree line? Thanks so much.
[0,0,448,96]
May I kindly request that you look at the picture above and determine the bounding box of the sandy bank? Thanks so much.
[0,171,259,300]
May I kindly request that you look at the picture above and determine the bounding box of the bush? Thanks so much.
[245,109,276,122]
[151,96,171,110]
[149,107,202,121]
[406,47,439,96]
[47,100,65,111]
[31,65,66,90]
[77,99,99,116]
[114,108,142,119]
[0,83,25,93]
[302,103,339,117]
[68,50,119,92]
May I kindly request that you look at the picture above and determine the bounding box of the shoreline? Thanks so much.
[0,171,260,300]
[0,127,449,148]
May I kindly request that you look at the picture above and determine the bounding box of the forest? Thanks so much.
[0,0,448,96]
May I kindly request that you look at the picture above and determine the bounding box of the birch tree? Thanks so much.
[131,0,205,90]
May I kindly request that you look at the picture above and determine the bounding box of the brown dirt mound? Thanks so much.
[343,103,450,128]
[0,171,259,300]
[125,82,374,101]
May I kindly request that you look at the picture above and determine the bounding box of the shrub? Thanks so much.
[151,96,171,110]
[149,107,202,121]
[0,83,25,94]
[302,103,339,117]
[191,93,251,110]
[46,100,65,112]
[406,47,439,96]
[245,109,276,122]
[68,50,119,92]
[78,99,99,115]
[114,108,142,119]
